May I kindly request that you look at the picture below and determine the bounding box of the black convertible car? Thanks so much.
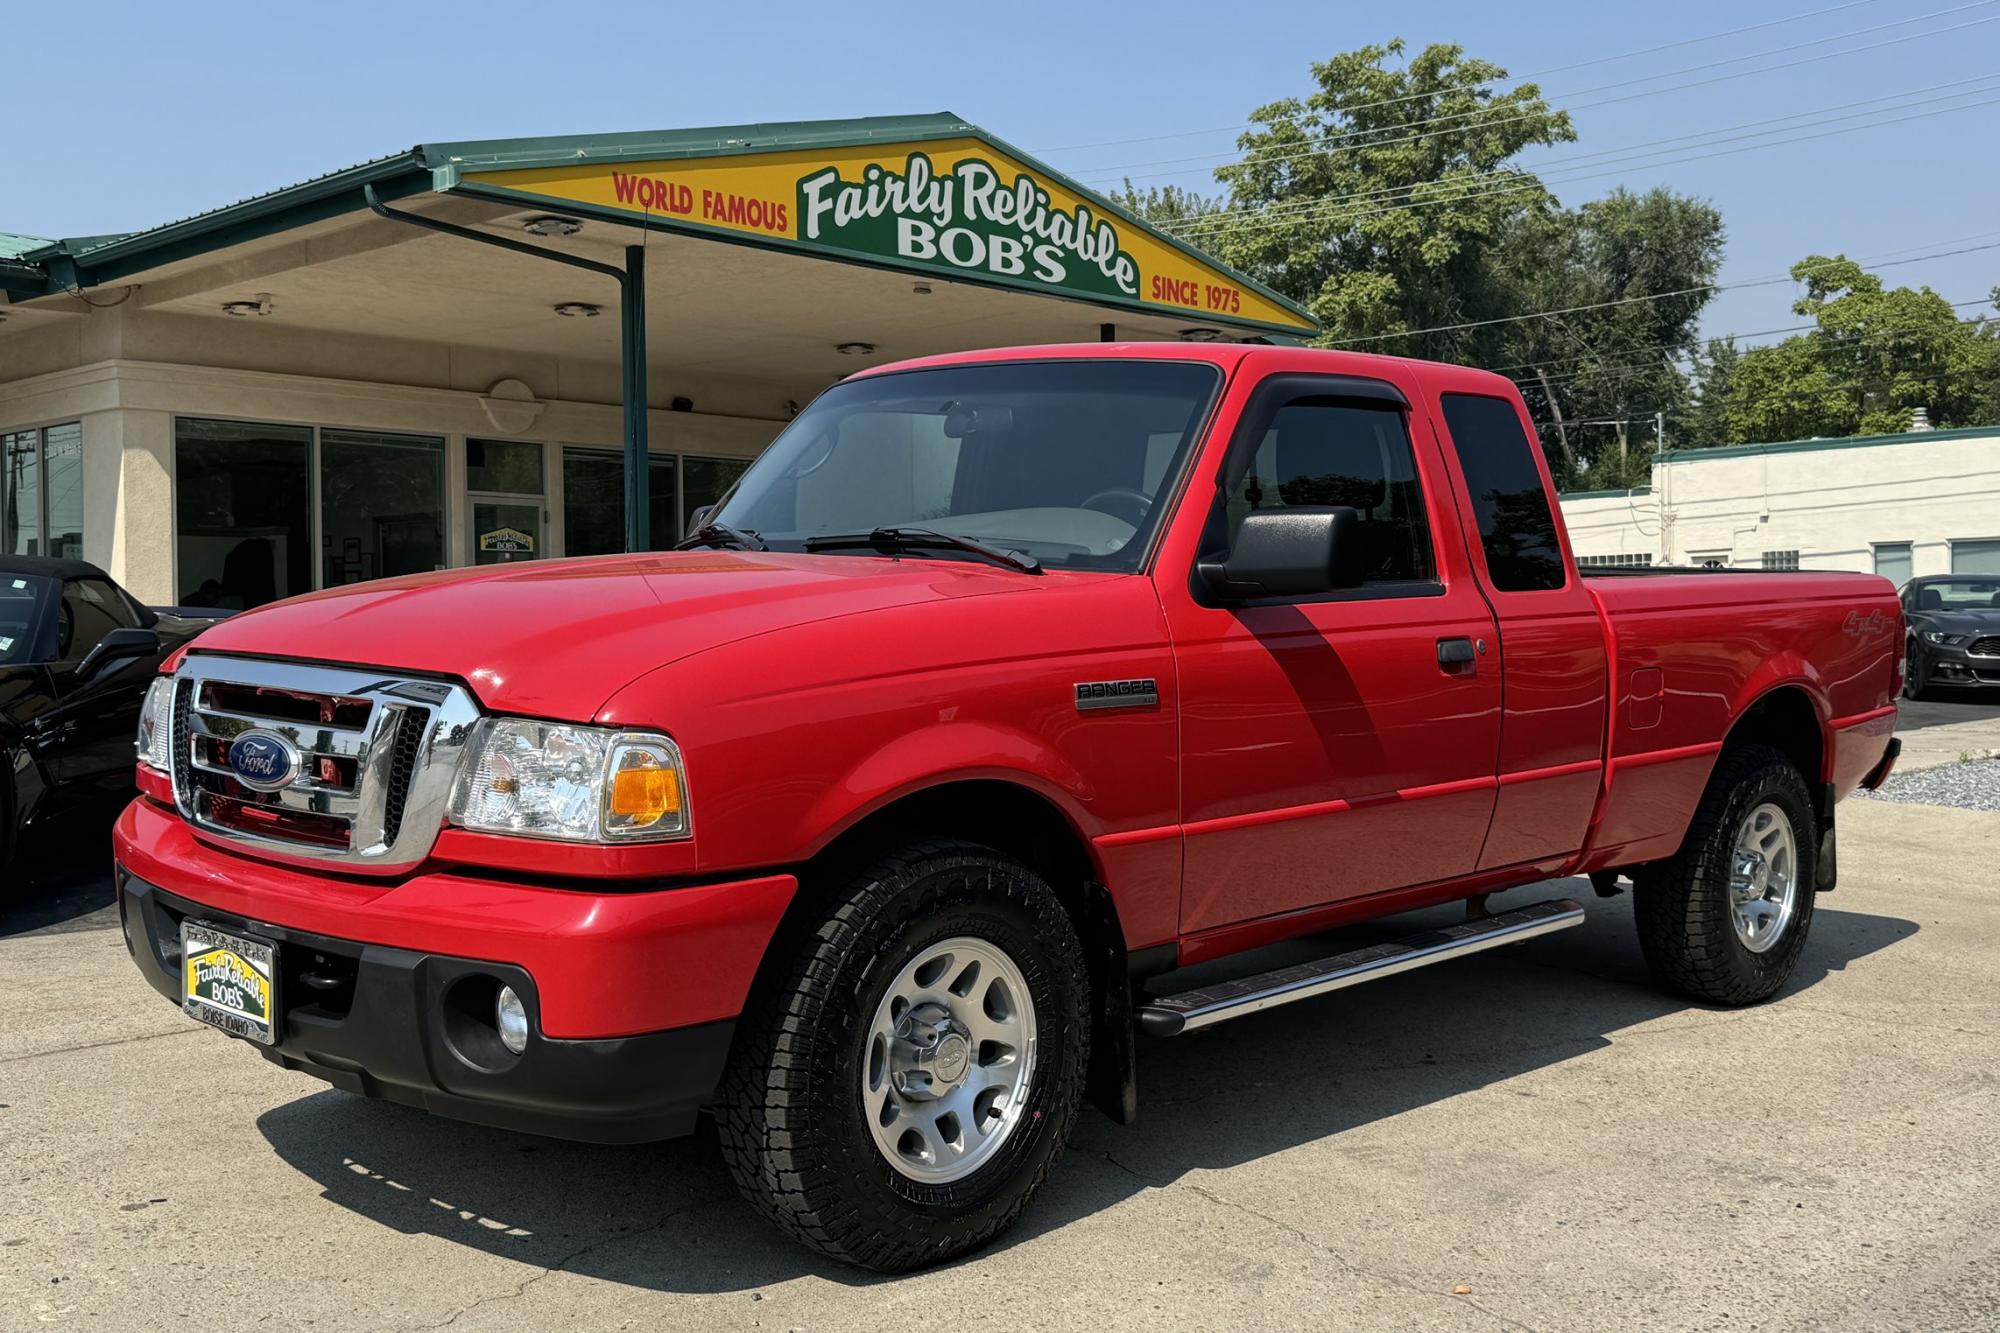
[1,556,228,873]
[1902,574,2000,699]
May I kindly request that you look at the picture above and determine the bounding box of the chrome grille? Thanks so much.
[168,656,482,871]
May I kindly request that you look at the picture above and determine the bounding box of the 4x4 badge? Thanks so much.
[1074,679,1159,711]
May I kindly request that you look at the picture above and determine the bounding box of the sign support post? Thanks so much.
[362,183,654,555]
[622,244,649,551]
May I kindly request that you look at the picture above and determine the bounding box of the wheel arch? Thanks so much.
[1723,682,1828,785]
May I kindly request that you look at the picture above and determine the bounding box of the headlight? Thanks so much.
[135,677,175,773]
[448,719,690,843]
[1922,630,1966,646]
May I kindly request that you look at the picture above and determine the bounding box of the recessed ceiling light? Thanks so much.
[221,293,273,317]
[1179,327,1227,343]
[836,341,877,356]
[553,302,602,318]
[523,216,583,237]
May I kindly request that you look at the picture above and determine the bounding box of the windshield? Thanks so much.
[0,573,53,665]
[1911,578,2000,611]
[711,359,1220,572]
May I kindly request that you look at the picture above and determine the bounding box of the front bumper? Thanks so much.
[1921,644,2000,687]
[113,798,798,1143]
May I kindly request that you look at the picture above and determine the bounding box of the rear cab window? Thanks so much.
[1437,393,1568,593]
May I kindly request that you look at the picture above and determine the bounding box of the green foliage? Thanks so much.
[1704,257,2000,442]
[1190,39,1577,356]
[1144,39,1723,486]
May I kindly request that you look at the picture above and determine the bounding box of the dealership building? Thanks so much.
[1559,424,2000,582]
[0,113,1316,608]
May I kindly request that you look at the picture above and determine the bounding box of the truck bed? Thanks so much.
[1578,568,1901,869]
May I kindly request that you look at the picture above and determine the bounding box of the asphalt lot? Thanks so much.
[3,757,1996,1329]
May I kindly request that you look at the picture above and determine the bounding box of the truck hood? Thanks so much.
[182,552,1035,718]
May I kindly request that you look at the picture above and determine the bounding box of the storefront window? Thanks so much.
[175,419,312,609]
[320,429,445,586]
[1,429,39,556]
[681,455,751,539]
[2,424,81,558]
[561,448,680,555]
[43,424,83,560]
[466,438,544,495]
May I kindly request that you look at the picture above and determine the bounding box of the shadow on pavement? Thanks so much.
[1,800,123,939]
[253,881,1917,1294]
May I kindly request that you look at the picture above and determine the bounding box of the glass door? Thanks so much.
[466,439,547,566]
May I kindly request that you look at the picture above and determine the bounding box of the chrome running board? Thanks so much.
[1136,898,1585,1037]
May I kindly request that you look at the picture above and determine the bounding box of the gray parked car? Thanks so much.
[1902,574,2000,698]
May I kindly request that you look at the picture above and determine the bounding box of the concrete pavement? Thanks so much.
[2,797,1995,1331]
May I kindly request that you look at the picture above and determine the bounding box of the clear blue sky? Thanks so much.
[7,0,1997,341]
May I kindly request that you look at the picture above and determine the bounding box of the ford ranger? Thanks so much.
[114,343,1903,1271]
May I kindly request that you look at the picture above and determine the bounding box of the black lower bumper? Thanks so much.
[116,866,732,1144]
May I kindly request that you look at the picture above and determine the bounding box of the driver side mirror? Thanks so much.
[79,626,161,676]
[686,505,715,533]
[1199,506,1364,602]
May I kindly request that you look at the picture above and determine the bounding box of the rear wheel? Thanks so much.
[1633,744,1818,1006]
[716,840,1090,1272]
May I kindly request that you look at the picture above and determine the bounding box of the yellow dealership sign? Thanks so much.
[458,134,1315,336]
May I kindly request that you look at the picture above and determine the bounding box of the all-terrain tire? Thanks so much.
[1633,743,1818,1006]
[715,839,1090,1272]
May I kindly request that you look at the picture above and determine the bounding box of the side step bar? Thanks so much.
[1136,898,1585,1037]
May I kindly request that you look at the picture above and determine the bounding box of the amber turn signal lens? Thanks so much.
[609,765,682,823]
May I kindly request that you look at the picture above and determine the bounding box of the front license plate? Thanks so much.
[180,923,278,1046]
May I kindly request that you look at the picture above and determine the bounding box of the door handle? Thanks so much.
[1437,636,1476,668]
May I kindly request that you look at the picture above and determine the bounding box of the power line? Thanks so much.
[1149,72,2000,222]
[1035,0,1891,156]
[1072,1,2000,183]
[1316,235,2000,352]
[1172,87,2000,241]
[1478,286,2000,378]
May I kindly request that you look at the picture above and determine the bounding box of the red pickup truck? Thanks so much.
[115,343,1903,1271]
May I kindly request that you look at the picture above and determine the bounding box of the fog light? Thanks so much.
[496,986,530,1054]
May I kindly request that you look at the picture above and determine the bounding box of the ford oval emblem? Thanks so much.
[227,731,298,791]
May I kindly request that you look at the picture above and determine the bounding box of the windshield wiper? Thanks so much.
[803,526,1042,574]
[675,521,767,552]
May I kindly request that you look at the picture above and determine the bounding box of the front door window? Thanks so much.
[467,439,546,565]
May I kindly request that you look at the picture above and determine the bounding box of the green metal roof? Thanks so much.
[0,231,55,260]
[2,112,1318,334]
[1657,423,1999,464]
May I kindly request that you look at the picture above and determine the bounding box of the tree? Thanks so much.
[1143,41,1725,487]
[1720,257,2000,441]
[1496,188,1723,482]
[1683,337,1741,448]
[1189,39,1577,357]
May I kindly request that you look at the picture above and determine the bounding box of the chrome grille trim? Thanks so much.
[168,655,483,871]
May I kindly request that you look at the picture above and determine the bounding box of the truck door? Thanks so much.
[1161,369,1503,935]
[1422,384,1610,869]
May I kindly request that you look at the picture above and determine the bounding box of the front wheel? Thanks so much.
[1633,744,1818,1006]
[1904,639,1930,700]
[716,840,1090,1272]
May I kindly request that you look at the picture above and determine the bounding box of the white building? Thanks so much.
[1559,425,2000,583]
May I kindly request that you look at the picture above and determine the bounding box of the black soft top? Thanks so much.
[0,554,110,581]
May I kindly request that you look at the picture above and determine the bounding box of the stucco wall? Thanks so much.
[0,305,786,603]
[1562,429,2000,578]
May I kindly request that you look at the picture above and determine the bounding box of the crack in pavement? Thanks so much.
[1180,1181,1536,1332]
[419,1193,734,1330]
[0,1025,201,1066]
